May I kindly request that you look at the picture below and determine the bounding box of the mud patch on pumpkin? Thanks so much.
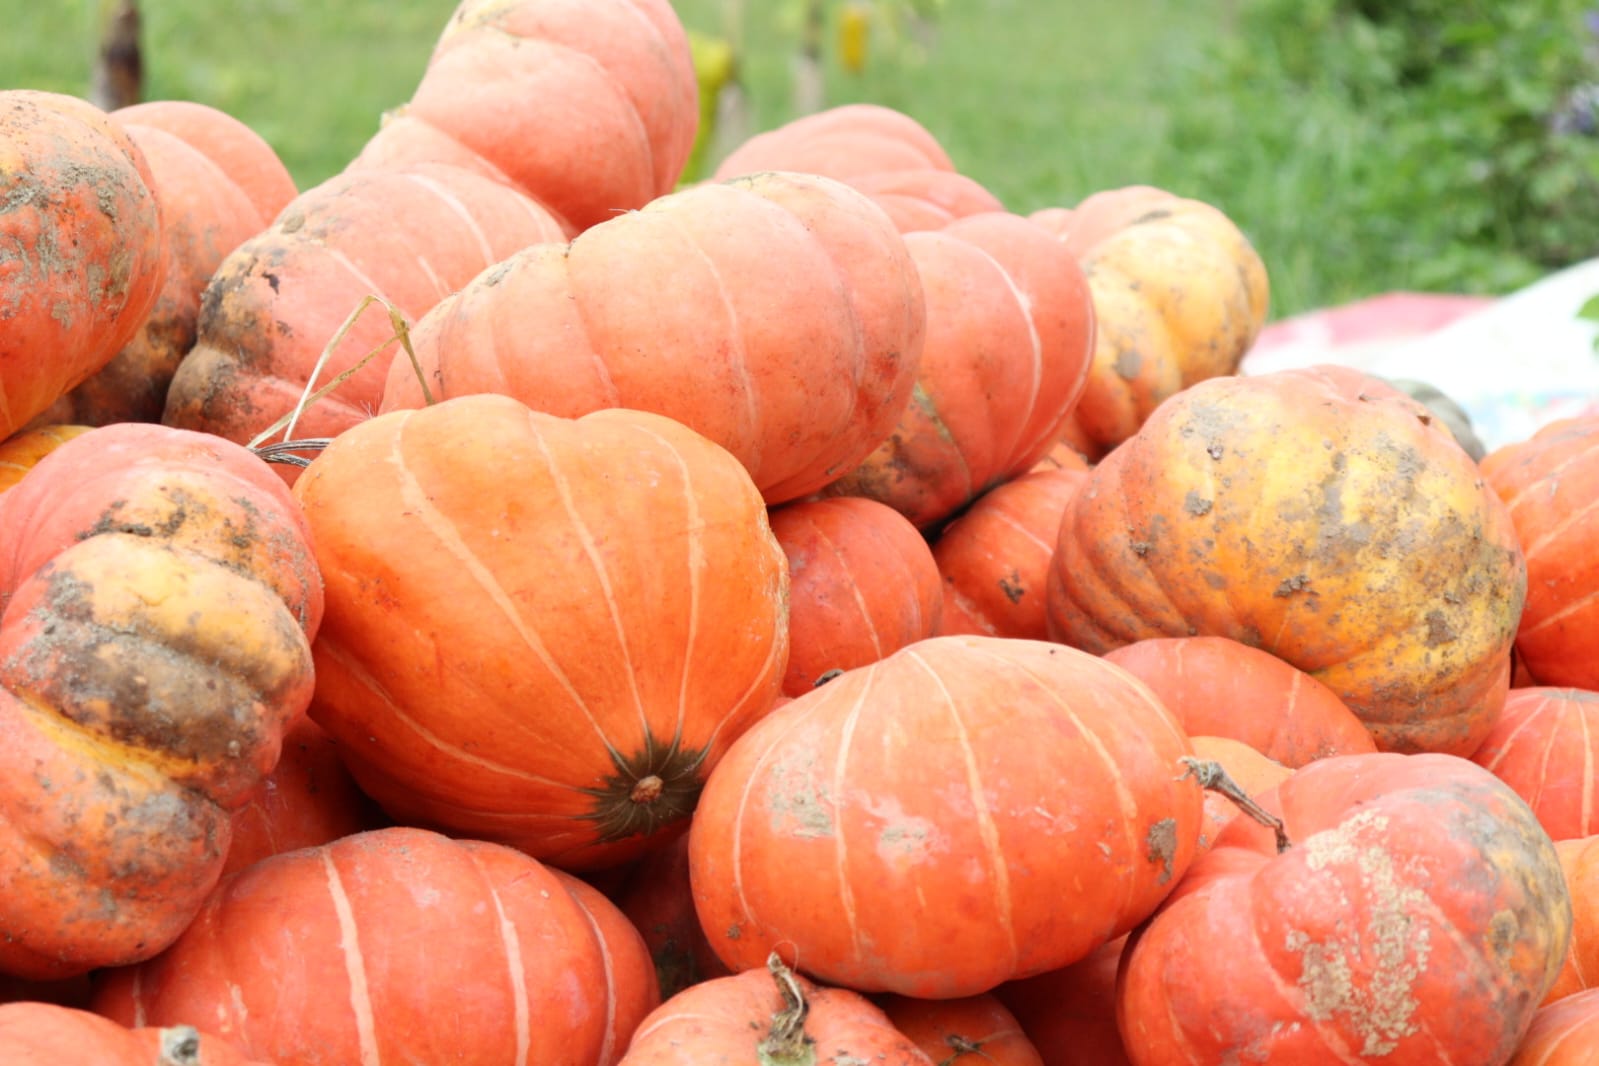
[1145,817,1179,884]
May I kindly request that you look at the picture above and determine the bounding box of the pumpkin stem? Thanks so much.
[938,1034,988,1065]
[156,1025,203,1065]
[1178,756,1292,852]
[813,668,844,687]
[253,438,333,468]
[757,952,818,1066]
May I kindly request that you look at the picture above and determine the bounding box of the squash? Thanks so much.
[0,425,92,492]
[770,496,942,697]
[379,170,927,505]
[613,831,733,1002]
[689,635,1202,998]
[876,993,1044,1066]
[1471,687,1599,840]
[0,423,321,979]
[713,102,955,181]
[1119,752,1570,1064]
[1048,365,1525,756]
[1510,987,1599,1064]
[1481,415,1599,689]
[1545,835,1599,1004]
[294,393,788,870]
[993,935,1132,1066]
[92,826,654,1066]
[0,89,165,437]
[0,1002,263,1066]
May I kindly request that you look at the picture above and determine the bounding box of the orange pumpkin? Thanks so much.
[1471,688,1599,840]
[0,423,321,979]
[295,393,789,870]
[1119,753,1570,1064]
[689,635,1202,998]
[933,465,1088,639]
[993,935,1132,1066]
[0,1002,264,1066]
[770,496,942,696]
[0,90,165,437]
[822,211,1095,529]
[379,170,927,505]
[1545,835,1599,1004]
[356,0,698,232]
[1048,365,1525,756]
[1031,186,1269,460]
[1187,735,1293,852]
[93,826,654,1066]
[613,831,733,1001]
[876,993,1044,1065]
[1511,988,1599,1064]
[713,102,955,181]
[0,425,92,492]
[1103,636,1377,766]
[1481,415,1599,689]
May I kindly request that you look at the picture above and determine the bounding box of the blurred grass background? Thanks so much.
[5,0,1598,319]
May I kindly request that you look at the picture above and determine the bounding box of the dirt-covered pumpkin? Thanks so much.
[689,635,1202,998]
[1481,415,1599,690]
[1048,365,1525,756]
[0,89,165,437]
[379,170,927,505]
[1030,185,1269,460]
[770,496,942,697]
[294,392,788,870]
[0,423,321,979]
[93,826,655,1066]
[617,954,934,1065]
[821,211,1095,529]
[1118,752,1571,1064]
[354,0,698,232]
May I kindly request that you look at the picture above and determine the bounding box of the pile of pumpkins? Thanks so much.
[3,1,1598,1063]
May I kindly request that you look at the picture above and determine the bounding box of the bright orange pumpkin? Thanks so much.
[1471,688,1599,840]
[294,393,789,870]
[0,1002,265,1066]
[1545,835,1599,1004]
[876,993,1045,1065]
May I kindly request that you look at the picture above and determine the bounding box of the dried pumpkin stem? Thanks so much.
[938,1035,986,1066]
[1178,756,1292,853]
[757,952,817,1066]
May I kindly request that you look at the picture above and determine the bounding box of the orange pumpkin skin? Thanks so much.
[0,423,321,980]
[1481,416,1599,689]
[1048,365,1526,756]
[712,102,955,181]
[771,496,942,696]
[617,962,934,1066]
[1510,988,1599,1064]
[222,715,387,878]
[1471,688,1599,840]
[1545,836,1599,1004]
[993,935,1132,1066]
[92,827,631,1066]
[380,171,927,505]
[823,212,1095,529]
[548,870,664,1066]
[359,0,696,232]
[53,105,294,426]
[934,466,1088,640]
[844,169,1006,233]
[1187,735,1293,852]
[0,90,165,437]
[689,635,1202,998]
[0,1002,265,1066]
[1103,637,1378,767]
[1030,187,1269,460]
[295,393,789,870]
[1118,753,1571,1065]
[161,163,567,461]
[614,831,734,1002]
[876,993,1045,1066]
[0,425,92,492]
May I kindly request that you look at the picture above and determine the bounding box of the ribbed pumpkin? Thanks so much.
[933,465,1089,640]
[1118,753,1571,1064]
[92,826,655,1066]
[355,0,697,231]
[0,425,92,492]
[0,423,321,979]
[689,635,1202,998]
[1030,185,1269,460]
[0,89,165,437]
[1510,988,1599,1065]
[617,955,934,1066]
[770,496,942,697]
[553,869,666,1064]
[1103,637,1377,766]
[1545,835,1599,1004]
[1470,688,1599,840]
[0,1002,264,1066]
[713,102,955,181]
[876,994,1044,1066]
[222,715,386,877]
[846,169,1006,233]
[1048,365,1526,756]
[294,393,788,870]
[821,211,1095,529]
[1481,416,1599,689]
[379,170,927,505]
[162,162,567,458]
[993,935,1132,1066]
[45,102,296,426]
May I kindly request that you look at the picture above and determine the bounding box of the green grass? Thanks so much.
[0,1,1557,318]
